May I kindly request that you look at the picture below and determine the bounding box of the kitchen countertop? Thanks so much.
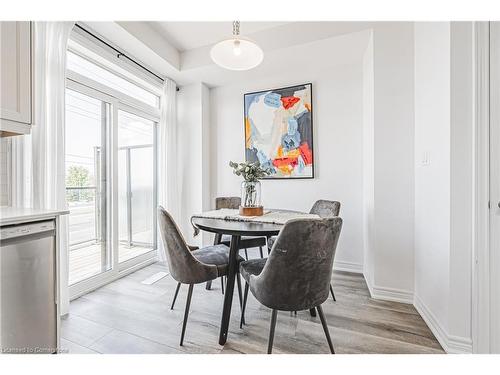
[0,207,69,226]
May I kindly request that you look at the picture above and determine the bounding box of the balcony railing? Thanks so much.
[66,186,99,249]
[66,143,156,252]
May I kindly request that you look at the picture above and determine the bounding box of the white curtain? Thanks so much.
[157,78,179,261]
[33,21,75,315]
[10,136,31,208]
[11,22,75,315]
[31,22,74,211]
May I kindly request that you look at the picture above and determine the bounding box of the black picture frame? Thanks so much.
[243,83,315,179]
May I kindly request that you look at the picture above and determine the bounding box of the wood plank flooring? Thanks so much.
[61,250,444,354]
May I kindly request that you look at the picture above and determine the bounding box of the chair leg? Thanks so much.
[180,284,194,346]
[236,272,245,325]
[309,308,317,317]
[316,305,335,354]
[330,284,336,301]
[171,282,181,310]
[220,276,224,294]
[240,282,249,329]
[259,246,264,258]
[267,309,278,354]
[206,280,212,290]
[244,248,248,260]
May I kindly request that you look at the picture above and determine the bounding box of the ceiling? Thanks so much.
[148,22,288,51]
[180,29,372,87]
[85,21,374,87]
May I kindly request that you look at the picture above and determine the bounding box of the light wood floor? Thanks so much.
[61,250,444,354]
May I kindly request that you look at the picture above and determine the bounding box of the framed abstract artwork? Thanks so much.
[244,83,314,179]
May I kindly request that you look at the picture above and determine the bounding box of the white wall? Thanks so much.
[413,22,451,338]
[200,83,212,246]
[413,21,474,353]
[449,22,474,351]
[362,32,375,287]
[177,82,211,246]
[363,23,415,302]
[210,59,366,272]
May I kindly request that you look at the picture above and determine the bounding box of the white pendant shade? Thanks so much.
[210,37,264,71]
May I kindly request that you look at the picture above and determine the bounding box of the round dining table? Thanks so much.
[191,216,282,345]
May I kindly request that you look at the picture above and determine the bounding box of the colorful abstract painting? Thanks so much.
[244,83,314,179]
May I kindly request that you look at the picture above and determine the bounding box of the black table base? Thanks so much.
[191,216,282,346]
[218,235,240,345]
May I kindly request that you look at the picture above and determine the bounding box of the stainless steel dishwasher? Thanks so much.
[0,220,57,354]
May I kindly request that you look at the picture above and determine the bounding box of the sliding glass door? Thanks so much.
[66,81,158,297]
[65,87,110,285]
[117,109,157,265]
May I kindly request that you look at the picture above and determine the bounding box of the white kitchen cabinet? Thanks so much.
[0,21,33,137]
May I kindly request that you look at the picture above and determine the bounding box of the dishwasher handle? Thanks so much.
[0,220,56,245]
[0,229,56,247]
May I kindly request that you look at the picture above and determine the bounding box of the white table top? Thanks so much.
[0,206,69,226]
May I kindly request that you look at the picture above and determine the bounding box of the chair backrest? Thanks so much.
[252,217,343,311]
[309,200,341,218]
[157,206,218,284]
[215,196,241,210]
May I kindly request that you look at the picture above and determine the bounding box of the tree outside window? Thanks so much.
[66,166,94,202]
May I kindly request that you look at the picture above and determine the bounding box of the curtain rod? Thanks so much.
[74,23,180,91]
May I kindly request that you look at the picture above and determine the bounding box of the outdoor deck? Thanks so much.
[68,201,154,285]
[69,243,153,285]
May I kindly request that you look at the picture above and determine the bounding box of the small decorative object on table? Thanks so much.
[229,161,271,216]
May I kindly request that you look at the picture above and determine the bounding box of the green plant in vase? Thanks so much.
[229,161,272,208]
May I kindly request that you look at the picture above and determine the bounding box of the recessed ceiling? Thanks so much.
[86,21,374,87]
[148,21,288,52]
[180,29,372,87]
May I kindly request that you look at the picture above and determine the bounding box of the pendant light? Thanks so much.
[210,21,264,71]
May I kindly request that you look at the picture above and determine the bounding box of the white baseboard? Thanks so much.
[370,285,414,304]
[414,294,473,354]
[333,260,363,274]
[447,334,474,354]
[363,274,414,304]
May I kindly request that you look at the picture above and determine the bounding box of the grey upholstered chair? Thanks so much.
[158,206,244,346]
[240,217,343,354]
[267,199,341,301]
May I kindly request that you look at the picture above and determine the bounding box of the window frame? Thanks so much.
[69,29,163,96]
[66,70,160,121]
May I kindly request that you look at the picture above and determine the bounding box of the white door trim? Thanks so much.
[472,21,491,354]
[489,21,500,353]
